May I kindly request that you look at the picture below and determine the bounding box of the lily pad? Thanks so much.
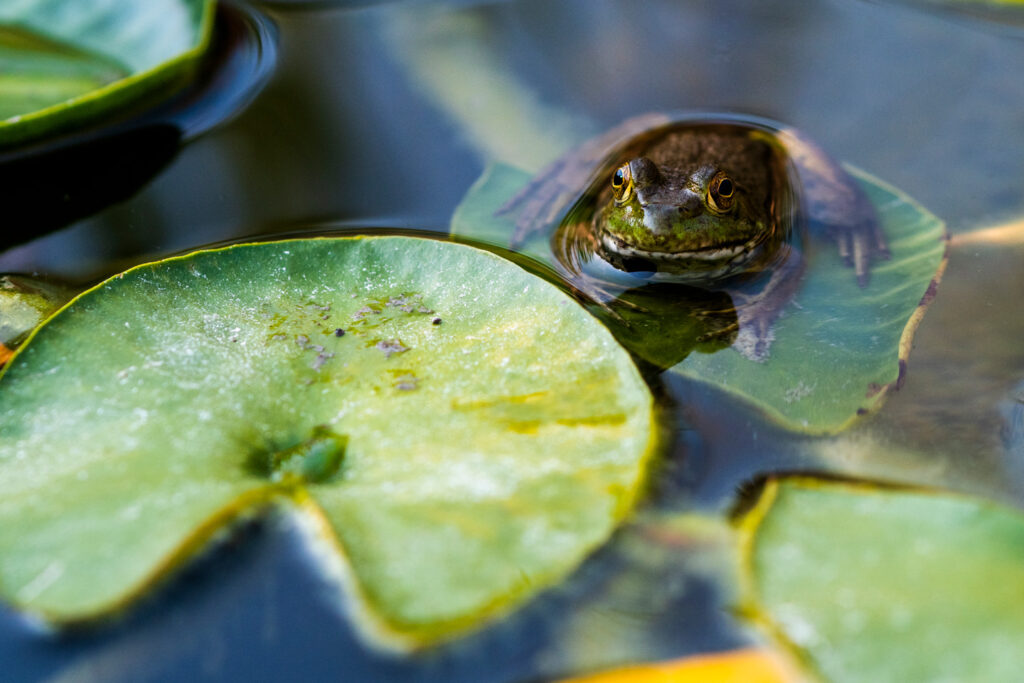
[452,163,947,434]
[737,476,1024,682]
[0,0,214,146]
[0,275,73,363]
[0,236,656,648]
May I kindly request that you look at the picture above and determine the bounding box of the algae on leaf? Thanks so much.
[738,476,1024,682]
[0,0,214,145]
[0,236,656,649]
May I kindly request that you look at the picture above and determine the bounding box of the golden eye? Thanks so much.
[708,173,734,211]
[611,163,634,204]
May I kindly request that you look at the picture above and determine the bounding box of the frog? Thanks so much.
[497,112,888,362]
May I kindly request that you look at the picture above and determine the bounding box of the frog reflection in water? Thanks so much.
[500,113,888,362]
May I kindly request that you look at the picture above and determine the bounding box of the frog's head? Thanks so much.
[595,152,776,277]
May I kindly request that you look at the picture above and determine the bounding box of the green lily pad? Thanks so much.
[676,169,946,433]
[0,0,214,146]
[737,476,1024,682]
[452,163,947,434]
[0,275,73,355]
[0,236,656,648]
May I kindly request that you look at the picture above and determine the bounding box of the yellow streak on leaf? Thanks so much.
[556,649,801,683]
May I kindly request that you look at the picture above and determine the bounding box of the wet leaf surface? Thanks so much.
[0,236,656,649]
[738,476,1024,682]
[0,0,214,146]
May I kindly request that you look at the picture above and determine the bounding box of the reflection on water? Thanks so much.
[2,0,1024,681]
[0,3,277,256]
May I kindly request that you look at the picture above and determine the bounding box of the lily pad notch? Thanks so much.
[0,236,657,650]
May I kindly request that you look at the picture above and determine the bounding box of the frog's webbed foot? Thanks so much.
[775,127,890,287]
[723,246,805,362]
[732,313,776,363]
[834,217,890,288]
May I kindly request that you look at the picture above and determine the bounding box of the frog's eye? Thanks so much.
[707,173,735,212]
[611,163,634,204]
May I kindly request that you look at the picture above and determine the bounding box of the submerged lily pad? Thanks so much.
[737,476,1024,682]
[0,0,214,145]
[0,275,73,363]
[0,236,656,648]
[452,163,947,434]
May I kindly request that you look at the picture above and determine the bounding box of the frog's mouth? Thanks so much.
[598,230,768,265]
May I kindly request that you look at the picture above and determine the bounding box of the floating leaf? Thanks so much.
[0,0,214,146]
[0,236,656,649]
[0,275,73,364]
[452,164,946,433]
[675,169,946,433]
[737,476,1024,682]
[556,649,798,683]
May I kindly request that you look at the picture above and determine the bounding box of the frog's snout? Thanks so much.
[641,193,703,231]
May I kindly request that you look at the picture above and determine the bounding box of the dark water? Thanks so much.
[2,0,1024,680]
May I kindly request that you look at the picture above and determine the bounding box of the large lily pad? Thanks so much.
[0,236,656,648]
[452,163,947,434]
[737,476,1024,682]
[0,0,214,146]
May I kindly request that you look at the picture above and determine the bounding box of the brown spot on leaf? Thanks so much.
[353,306,380,321]
[896,359,908,390]
[917,278,939,307]
[311,351,335,371]
[375,340,408,358]
[865,382,883,398]
[393,374,419,391]
[385,294,434,315]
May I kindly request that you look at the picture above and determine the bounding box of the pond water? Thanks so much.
[2,0,1024,680]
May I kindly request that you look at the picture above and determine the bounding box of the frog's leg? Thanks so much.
[753,128,889,287]
[695,244,805,362]
[499,113,673,248]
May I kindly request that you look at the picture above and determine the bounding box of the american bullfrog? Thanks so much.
[498,113,888,361]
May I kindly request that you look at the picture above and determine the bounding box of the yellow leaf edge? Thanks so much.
[555,647,803,683]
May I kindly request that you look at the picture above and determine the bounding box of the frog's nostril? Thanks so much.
[676,193,703,217]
